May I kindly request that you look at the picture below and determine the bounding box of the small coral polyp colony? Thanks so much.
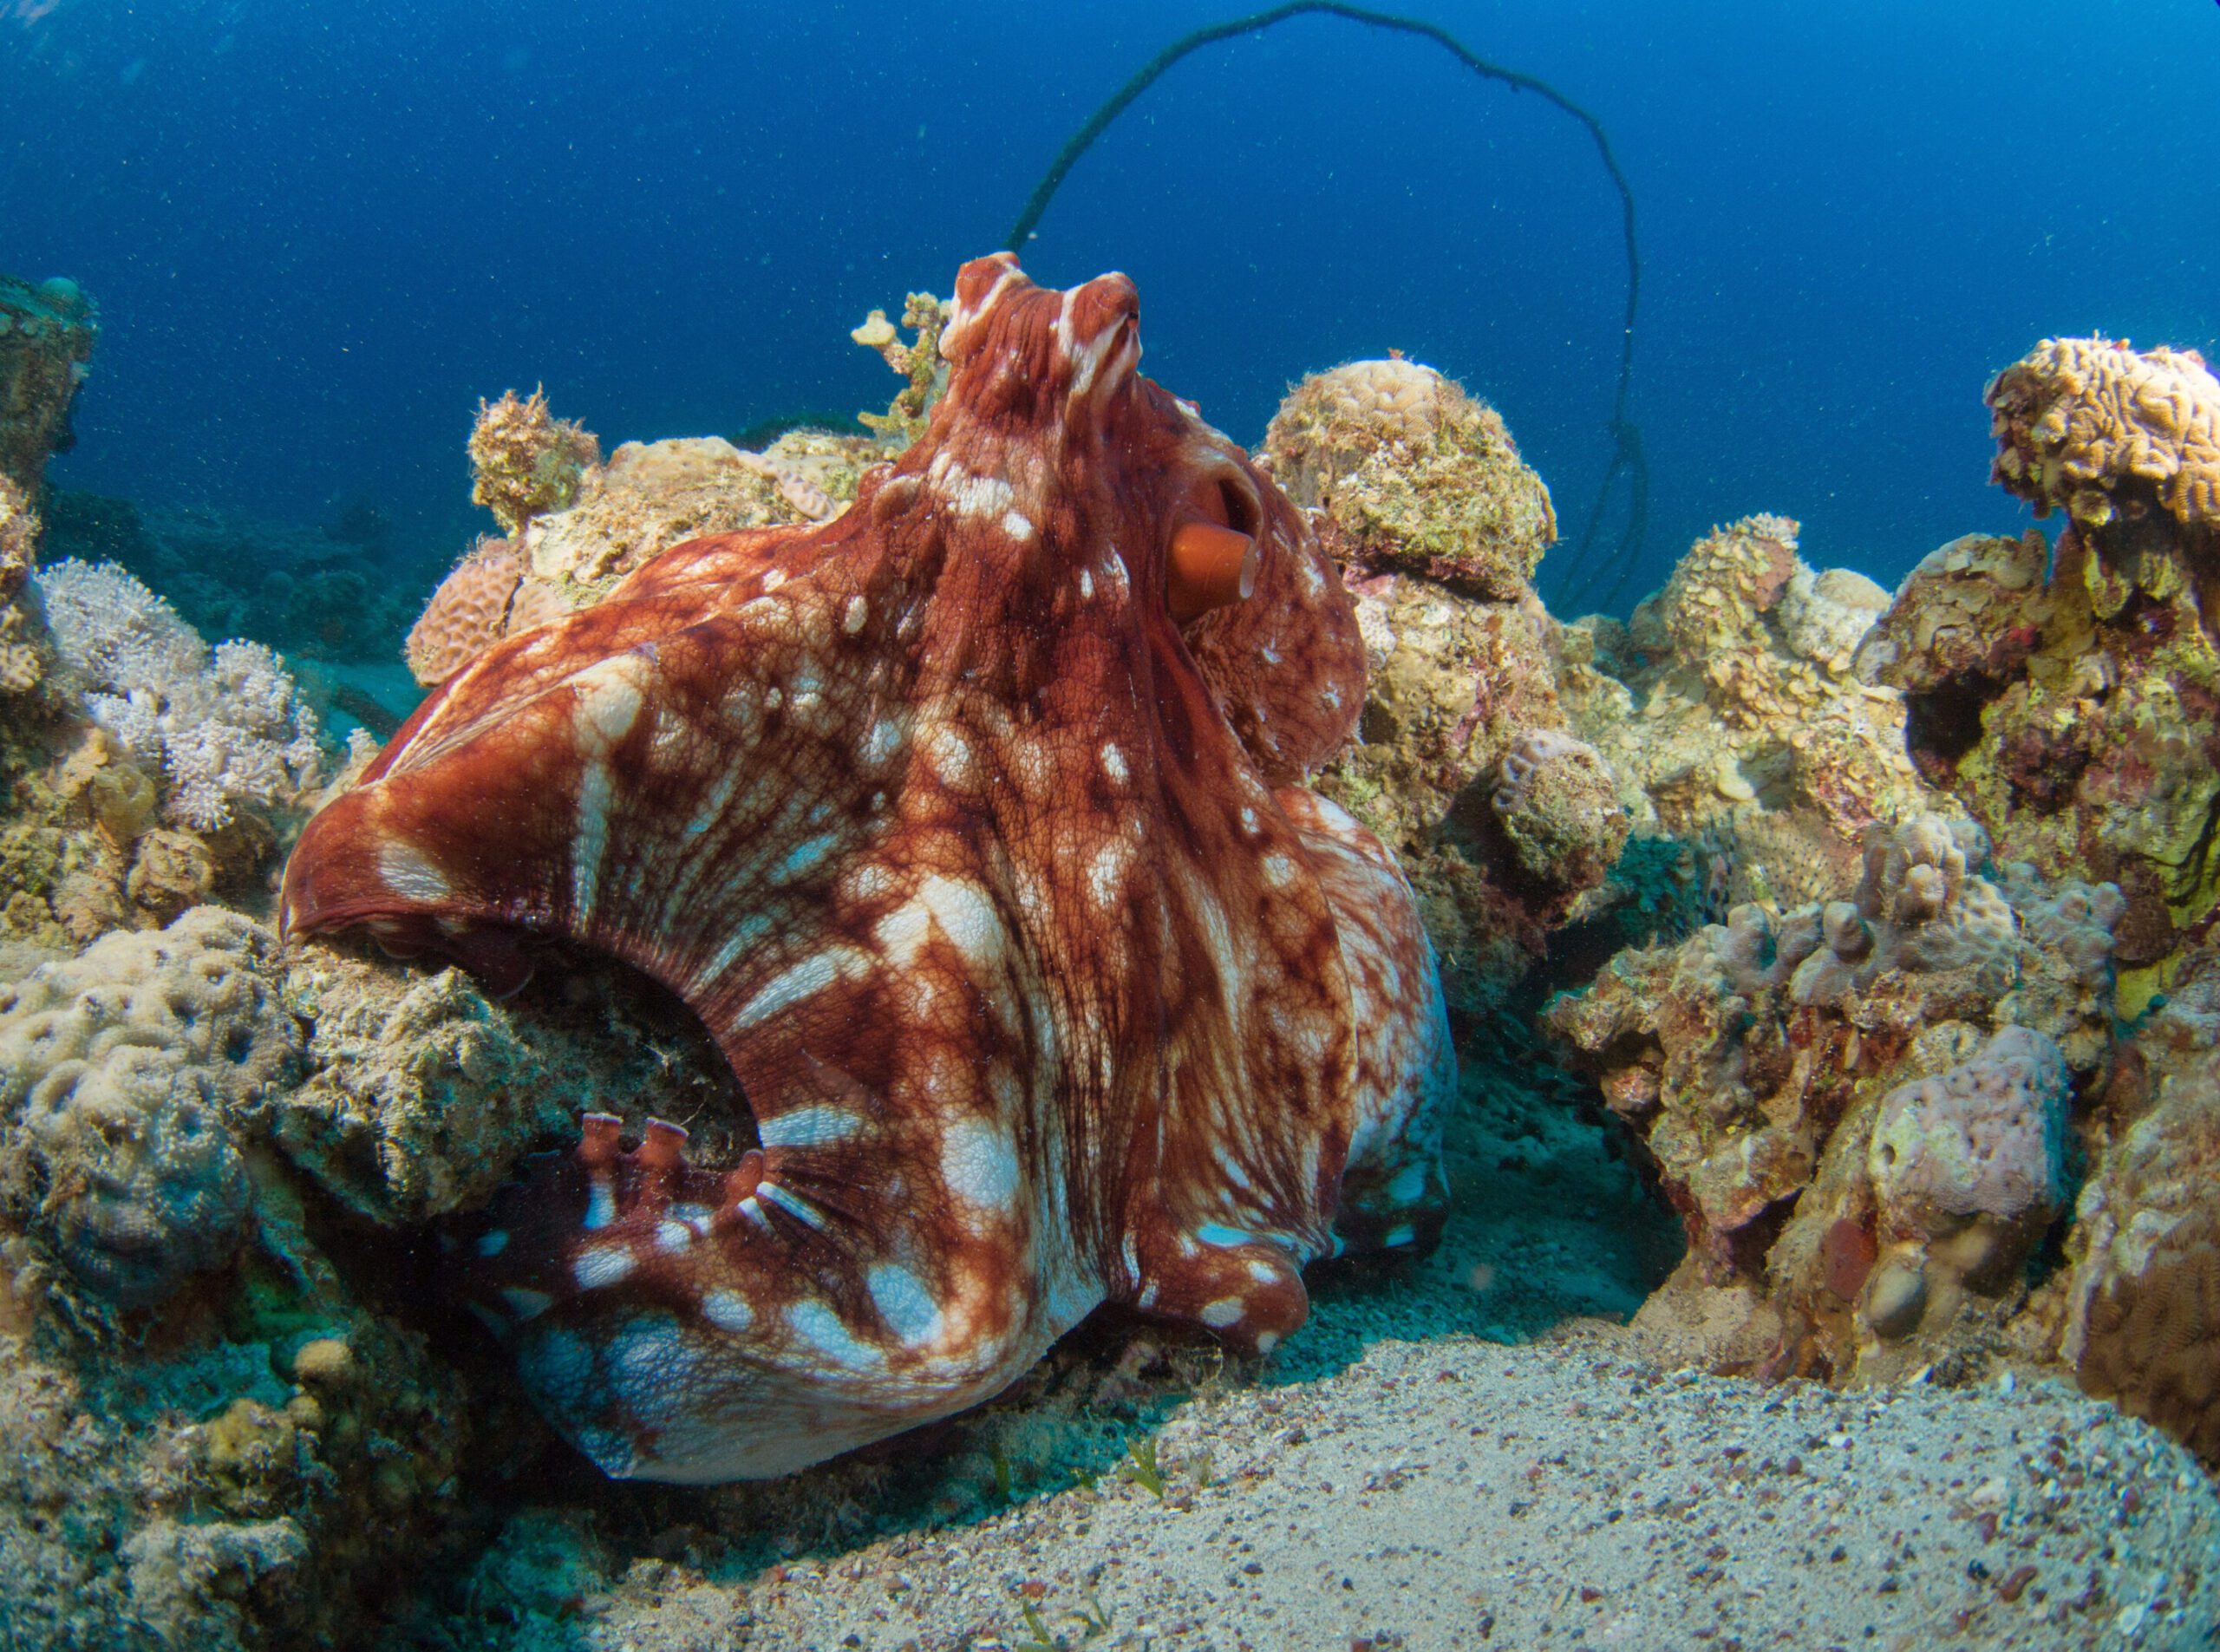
[1,248,2218,1644]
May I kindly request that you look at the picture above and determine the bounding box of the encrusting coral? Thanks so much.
[1582,513,1929,847]
[0,473,51,697]
[1871,337,2220,999]
[1544,813,2123,1382]
[466,387,601,535]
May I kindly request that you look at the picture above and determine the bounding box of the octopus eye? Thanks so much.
[1166,477,1260,623]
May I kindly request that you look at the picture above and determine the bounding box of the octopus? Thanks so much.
[280,254,1455,1482]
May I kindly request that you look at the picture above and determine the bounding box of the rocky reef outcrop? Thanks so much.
[1865,337,2220,1001]
[1275,359,1634,1023]
[1544,813,2122,1381]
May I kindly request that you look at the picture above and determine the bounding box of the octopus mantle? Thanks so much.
[280,255,1454,1481]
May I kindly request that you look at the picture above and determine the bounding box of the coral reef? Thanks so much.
[0,908,297,1307]
[1870,337,2220,992]
[1577,513,1932,847]
[0,271,97,498]
[1273,363,1636,1023]
[0,908,471,1647]
[36,559,323,833]
[1263,356,1557,600]
[467,388,601,535]
[1544,813,2122,1382]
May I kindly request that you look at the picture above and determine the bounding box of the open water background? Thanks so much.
[3,0,2216,611]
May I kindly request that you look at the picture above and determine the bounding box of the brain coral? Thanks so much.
[0,907,299,1306]
[1987,336,2220,532]
[404,535,524,688]
[1872,342,2220,981]
[1263,357,1557,600]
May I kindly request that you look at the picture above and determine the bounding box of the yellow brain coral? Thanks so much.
[1987,336,2220,531]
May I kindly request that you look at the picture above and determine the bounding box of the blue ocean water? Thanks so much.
[3,0,2215,612]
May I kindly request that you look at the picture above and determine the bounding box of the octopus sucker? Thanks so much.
[280,254,1453,1481]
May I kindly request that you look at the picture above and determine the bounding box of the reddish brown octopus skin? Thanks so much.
[279,254,1455,1482]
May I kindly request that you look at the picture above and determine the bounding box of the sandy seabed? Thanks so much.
[454,1061,2219,1652]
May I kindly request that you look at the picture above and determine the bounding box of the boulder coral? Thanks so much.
[1873,337,2220,995]
[1544,813,2122,1382]
[264,941,735,1225]
[1488,728,1631,892]
[0,908,298,1306]
[1263,356,1557,601]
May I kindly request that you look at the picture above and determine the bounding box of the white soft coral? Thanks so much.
[36,559,322,829]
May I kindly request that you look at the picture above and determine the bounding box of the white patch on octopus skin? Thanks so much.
[940,1116,1021,1214]
[701,1289,754,1334]
[787,1300,885,1372]
[573,1247,637,1291]
[867,1262,947,1348]
[377,841,451,903]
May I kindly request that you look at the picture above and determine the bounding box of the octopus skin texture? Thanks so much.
[278,254,1456,1482]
